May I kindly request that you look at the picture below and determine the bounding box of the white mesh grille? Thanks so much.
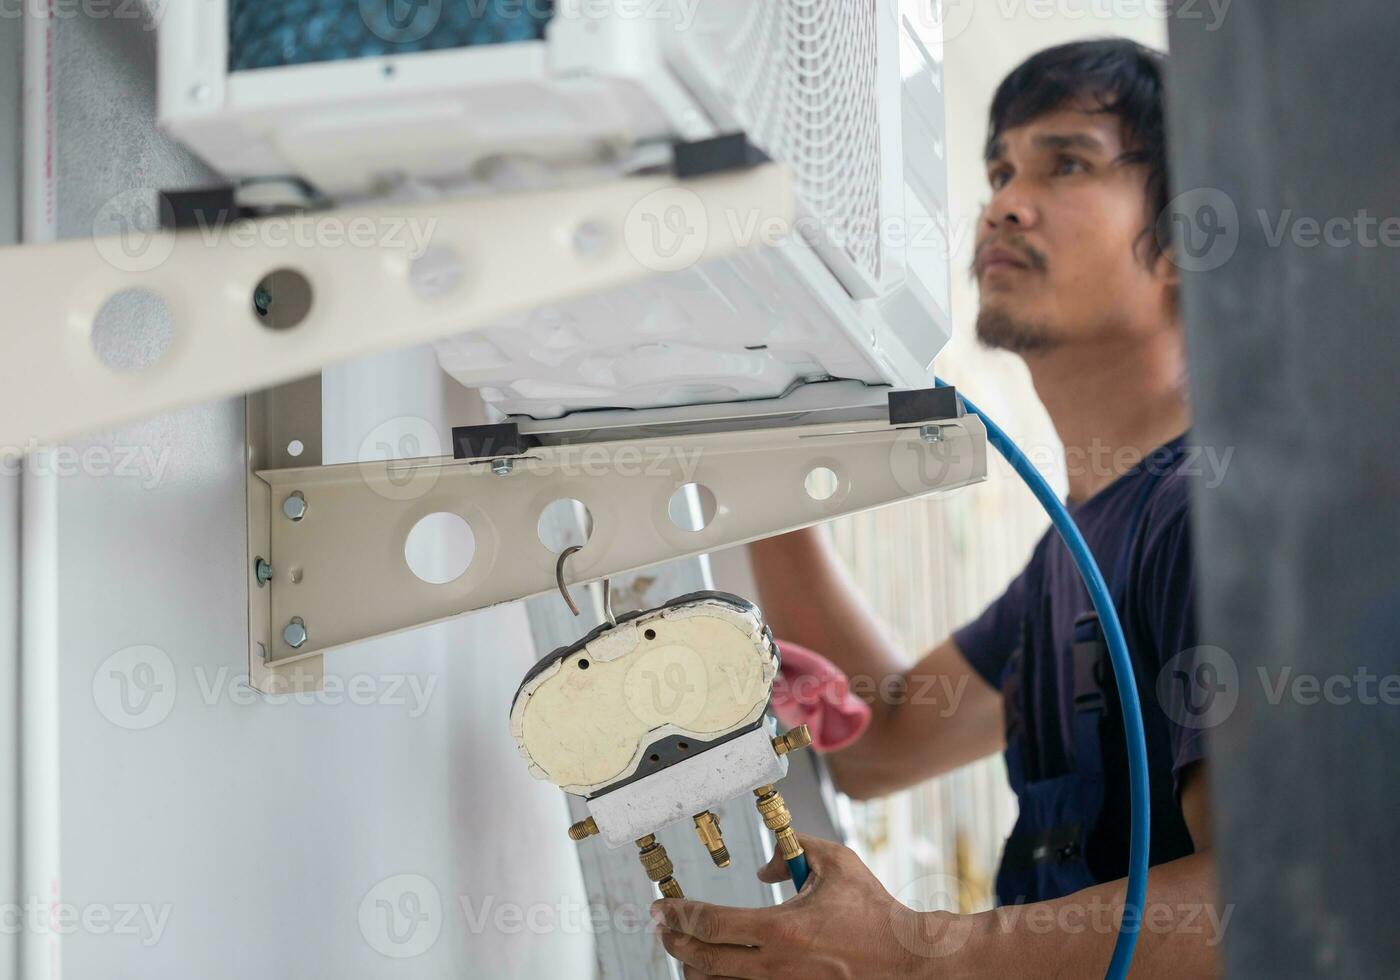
[684,0,883,287]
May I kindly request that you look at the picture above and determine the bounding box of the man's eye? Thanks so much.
[1054,156,1087,176]
[989,169,1011,190]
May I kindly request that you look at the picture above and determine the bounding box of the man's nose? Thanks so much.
[983,181,1038,230]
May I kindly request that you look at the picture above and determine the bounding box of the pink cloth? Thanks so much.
[770,639,872,753]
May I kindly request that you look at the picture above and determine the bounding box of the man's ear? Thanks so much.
[1153,246,1182,288]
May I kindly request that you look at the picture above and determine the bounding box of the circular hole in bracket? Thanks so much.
[644,628,657,641]
[667,483,718,533]
[91,288,173,373]
[538,498,594,553]
[577,658,590,670]
[404,512,476,585]
[252,268,313,331]
[805,466,840,502]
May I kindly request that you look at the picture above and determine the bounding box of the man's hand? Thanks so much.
[651,835,971,979]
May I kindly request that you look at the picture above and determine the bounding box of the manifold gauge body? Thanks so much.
[510,591,787,848]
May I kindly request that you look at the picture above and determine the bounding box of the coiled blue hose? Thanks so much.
[937,379,1146,980]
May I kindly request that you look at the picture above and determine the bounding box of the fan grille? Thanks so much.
[228,0,553,72]
[686,0,883,286]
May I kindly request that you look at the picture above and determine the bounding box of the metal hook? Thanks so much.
[556,545,584,617]
[602,577,617,628]
[555,544,618,627]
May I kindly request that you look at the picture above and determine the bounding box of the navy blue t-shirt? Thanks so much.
[954,435,1207,793]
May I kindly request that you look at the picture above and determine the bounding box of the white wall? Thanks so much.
[19,13,594,979]
[2,17,22,980]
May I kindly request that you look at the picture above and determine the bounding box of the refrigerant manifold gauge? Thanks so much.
[509,591,812,898]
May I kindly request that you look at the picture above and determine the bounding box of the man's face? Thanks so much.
[972,102,1173,354]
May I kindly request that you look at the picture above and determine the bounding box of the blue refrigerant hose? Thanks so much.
[787,853,810,892]
[936,379,1147,980]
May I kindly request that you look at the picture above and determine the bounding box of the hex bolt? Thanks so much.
[254,558,274,586]
[282,491,307,522]
[572,219,611,258]
[920,424,944,444]
[491,458,514,477]
[283,617,308,649]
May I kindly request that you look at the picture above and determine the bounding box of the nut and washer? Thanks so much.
[283,618,308,649]
[282,491,308,521]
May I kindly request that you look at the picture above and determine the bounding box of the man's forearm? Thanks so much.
[958,852,1227,980]
[749,528,1005,796]
[748,527,908,691]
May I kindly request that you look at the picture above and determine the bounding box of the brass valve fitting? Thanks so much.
[772,725,813,756]
[637,835,684,899]
[753,785,804,863]
[568,816,599,841]
[693,811,731,868]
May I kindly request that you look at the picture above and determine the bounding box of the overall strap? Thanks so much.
[1071,462,1171,768]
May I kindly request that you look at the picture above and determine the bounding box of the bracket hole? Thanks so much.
[678,741,689,751]
[287,439,305,458]
[404,512,476,585]
[805,466,840,502]
[253,268,313,331]
[91,288,173,373]
[538,498,594,553]
[649,754,661,764]
[577,658,590,670]
[667,483,717,533]
[645,628,657,641]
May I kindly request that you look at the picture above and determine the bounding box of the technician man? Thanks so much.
[652,40,1227,978]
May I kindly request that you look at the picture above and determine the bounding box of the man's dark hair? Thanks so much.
[985,39,1169,264]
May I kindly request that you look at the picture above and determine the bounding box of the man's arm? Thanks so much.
[968,761,1222,979]
[651,763,1224,979]
[749,528,1005,798]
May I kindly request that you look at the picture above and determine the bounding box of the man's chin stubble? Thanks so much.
[975,308,1060,355]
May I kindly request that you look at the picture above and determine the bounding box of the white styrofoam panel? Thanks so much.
[434,244,895,420]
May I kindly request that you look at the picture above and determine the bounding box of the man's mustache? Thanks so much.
[970,236,1049,276]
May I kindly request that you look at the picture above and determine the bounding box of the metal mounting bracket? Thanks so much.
[245,401,987,689]
[0,162,794,446]
[246,374,325,694]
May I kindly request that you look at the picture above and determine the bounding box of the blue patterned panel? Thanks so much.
[229,0,554,71]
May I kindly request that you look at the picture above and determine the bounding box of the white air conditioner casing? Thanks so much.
[159,0,953,420]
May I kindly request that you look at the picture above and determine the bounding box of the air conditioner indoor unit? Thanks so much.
[158,0,954,422]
